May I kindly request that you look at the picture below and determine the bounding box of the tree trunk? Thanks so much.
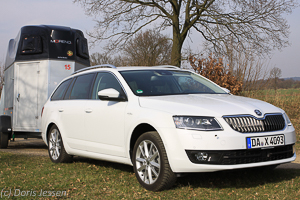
[171,26,183,68]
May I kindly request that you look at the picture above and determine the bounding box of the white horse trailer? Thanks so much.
[0,25,90,148]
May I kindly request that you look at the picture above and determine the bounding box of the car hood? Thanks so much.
[138,94,282,118]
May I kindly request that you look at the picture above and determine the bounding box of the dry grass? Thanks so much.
[242,88,300,148]
[1,152,300,199]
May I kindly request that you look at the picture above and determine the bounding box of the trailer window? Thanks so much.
[76,37,89,59]
[21,36,43,54]
[51,79,72,100]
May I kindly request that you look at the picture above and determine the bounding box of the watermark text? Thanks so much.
[1,188,66,198]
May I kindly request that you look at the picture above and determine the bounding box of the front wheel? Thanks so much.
[133,131,176,191]
[47,125,72,163]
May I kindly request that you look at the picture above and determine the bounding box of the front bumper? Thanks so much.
[186,144,294,165]
[158,125,296,173]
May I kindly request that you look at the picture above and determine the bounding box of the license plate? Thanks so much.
[246,135,285,149]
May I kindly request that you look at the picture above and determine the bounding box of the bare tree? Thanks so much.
[122,29,172,66]
[223,44,272,92]
[90,52,115,66]
[75,0,298,67]
[270,67,282,91]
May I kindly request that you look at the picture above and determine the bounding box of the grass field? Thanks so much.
[0,88,299,199]
[1,153,300,199]
[243,88,300,149]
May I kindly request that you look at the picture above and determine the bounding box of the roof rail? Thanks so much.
[72,64,117,75]
[154,65,179,69]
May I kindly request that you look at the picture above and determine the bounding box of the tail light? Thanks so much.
[41,106,44,117]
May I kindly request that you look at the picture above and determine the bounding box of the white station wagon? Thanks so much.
[41,65,296,191]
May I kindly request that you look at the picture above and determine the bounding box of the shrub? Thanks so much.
[189,54,243,95]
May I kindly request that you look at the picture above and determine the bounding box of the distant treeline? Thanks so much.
[260,78,300,90]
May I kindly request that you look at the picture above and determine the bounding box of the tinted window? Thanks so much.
[92,72,123,99]
[51,79,72,100]
[70,73,95,99]
[63,78,76,100]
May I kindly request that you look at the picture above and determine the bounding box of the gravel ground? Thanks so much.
[1,138,300,169]
[0,138,48,156]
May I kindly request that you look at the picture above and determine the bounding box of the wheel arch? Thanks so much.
[45,122,56,146]
[129,123,157,161]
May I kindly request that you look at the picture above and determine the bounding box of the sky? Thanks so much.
[0,0,299,78]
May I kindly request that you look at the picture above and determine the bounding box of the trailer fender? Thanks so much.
[0,115,12,149]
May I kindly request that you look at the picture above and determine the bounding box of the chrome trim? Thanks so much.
[223,113,283,120]
[72,64,117,75]
[153,65,179,69]
[223,113,286,133]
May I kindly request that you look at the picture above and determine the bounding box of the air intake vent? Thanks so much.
[223,114,285,133]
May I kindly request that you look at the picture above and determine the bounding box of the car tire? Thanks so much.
[133,131,177,191]
[0,131,8,149]
[47,125,72,163]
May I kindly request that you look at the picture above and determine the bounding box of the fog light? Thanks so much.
[195,152,208,161]
[186,150,222,164]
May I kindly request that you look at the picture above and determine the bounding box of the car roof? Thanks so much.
[72,65,184,76]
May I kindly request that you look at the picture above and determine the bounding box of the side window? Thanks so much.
[70,73,95,99]
[92,72,123,99]
[51,79,72,101]
[63,78,76,100]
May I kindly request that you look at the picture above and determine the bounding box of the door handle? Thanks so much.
[85,109,93,113]
[17,94,20,102]
[58,108,64,112]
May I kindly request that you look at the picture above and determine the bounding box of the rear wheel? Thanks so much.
[48,125,72,163]
[0,132,8,149]
[133,131,176,191]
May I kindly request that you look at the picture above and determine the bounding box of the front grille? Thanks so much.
[223,114,285,133]
[186,145,294,165]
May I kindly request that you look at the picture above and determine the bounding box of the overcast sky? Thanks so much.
[0,0,299,78]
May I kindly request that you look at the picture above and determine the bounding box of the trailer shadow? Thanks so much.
[0,138,48,156]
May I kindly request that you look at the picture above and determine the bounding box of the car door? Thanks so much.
[57,73,95,150]
[84,72,128,157]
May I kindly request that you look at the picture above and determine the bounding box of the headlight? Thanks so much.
[173,116,223,131]
[283,113,292,126]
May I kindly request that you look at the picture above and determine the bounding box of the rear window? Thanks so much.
[51,79,72,100]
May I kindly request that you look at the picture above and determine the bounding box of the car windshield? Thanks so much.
[120,70,227,96]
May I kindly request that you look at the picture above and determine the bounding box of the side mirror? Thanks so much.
[221,87,230,94]
[98,88,127,101]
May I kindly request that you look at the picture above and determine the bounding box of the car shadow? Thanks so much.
[71,156,300,190]
[174,166,300,189]
[72,156,134,173]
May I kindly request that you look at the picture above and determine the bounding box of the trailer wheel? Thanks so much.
[0,132,9,149]
[47,125,72,163]
[0,116,11,149]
